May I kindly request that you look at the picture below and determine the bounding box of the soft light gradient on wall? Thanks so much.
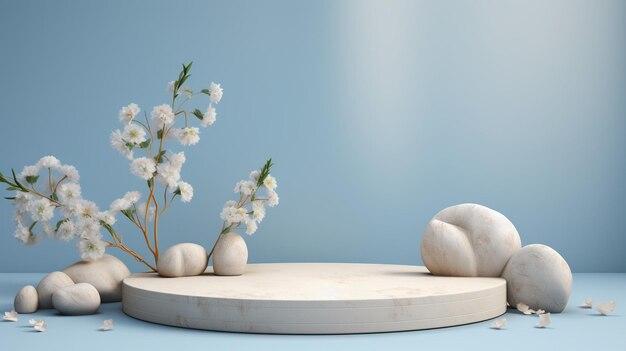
[1,0,624,273]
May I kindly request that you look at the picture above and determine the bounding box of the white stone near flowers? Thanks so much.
[421,203,522,277]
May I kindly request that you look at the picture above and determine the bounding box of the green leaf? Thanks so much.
[6,186,19,191]
[55,219,68,231]
[28,221,37,232]
[156,150,167,163]
[192,109,204,120]
[4,196,16,200]
[11,169,25,190]
[121,209,136,221]
[25,175,39,184]
[200,89,210,96]
[157,129,164,139]
[51,192,59,201]
[173,187,181,195]
[125,141,135,150]
[139,138,151,149]
[147,179,153,188]
[256,158,274,187]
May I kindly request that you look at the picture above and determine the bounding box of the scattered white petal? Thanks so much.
[534,309,546,315]
[535,313,551,328]
[100,319,113,331]
[596,300,616,315]
[579,298,593,309]
[29,319,44,326]
[517,302,534,315]
[33,319,46,332]
[3,310,18,322]
[490,318,507,329]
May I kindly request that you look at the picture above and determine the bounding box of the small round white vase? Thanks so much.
[212,233,248,276]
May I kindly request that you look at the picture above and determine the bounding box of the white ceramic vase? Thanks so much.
[212,233,248,276]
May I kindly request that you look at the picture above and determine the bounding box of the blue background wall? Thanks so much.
[0,0,624,273]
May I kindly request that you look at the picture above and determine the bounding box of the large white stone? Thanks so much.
[14,285,38,314]
[157,243,208,278]
[63,254,131,302]
[36,271,74,309]
[420,203,521,277]
[213,233,248,276]
[52,283,101,315]
[501,244,572,313]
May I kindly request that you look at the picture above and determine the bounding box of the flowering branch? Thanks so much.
[1,63,224,272]
[207,159,279,260]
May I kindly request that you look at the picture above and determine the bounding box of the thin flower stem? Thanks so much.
[207,222,228,261]
[52,175,67,195]
[151,190,160,262]
[103,227,156,272]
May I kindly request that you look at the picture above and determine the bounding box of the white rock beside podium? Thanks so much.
[122,263,506,334]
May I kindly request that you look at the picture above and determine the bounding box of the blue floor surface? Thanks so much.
[1,273,624,350]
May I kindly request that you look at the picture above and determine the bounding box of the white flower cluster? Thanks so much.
[220,168,278,235]
[110,79,222,204]
[10,156,145,261]
[3,64,226,270]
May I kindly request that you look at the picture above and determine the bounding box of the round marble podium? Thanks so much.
[122,263,506,334]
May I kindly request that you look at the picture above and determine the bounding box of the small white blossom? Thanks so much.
[38,155,61,169]
[28,198,55,222]
[151,104,175,129]
[60,199,83,218]
[237,180,256,196]
[58,183,81,202]
[56,220,75,241]
[122,124,147,145]
[156,163,181,188]
[110,130,133,160]
[77,232,106,261]
[110,198,131,212]
[118,103,140,124]
[177,181,193,203]
[124,191,141,204]
[245,217,258,235]
[131,157,156,180]
[209,82,223,103]
[267,190,279,207]
[79,200,100,218]
[201,105,216,127]
[14,223,37,245]
[252,201,265,222]
[176,127,200,146]
[220,206,248,225]
[249,170,260,182]
[263,175,277,191]
[98,211,116,226]
[14,192,33,214]
[168,152,186,170]
[58,165,80,182]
